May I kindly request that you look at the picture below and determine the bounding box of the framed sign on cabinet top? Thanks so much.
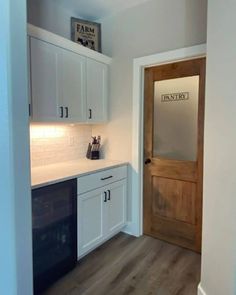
[71,17,101,52]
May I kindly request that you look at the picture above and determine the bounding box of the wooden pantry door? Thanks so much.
[143,58,206,252]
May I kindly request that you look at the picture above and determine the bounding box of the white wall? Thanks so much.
[27,0,75,39]
[93,0,207,222]
[0,0,33,294]
[200,1,236,295]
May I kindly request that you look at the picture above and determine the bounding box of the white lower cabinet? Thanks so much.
[77,167,127,259]
[105,180,127,236]
[78,187,104,256]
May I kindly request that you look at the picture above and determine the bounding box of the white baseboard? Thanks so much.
[198,283,207,295]
[121,222,134,235]
[122,222,140,237]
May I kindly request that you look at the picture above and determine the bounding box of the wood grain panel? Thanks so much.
[150,217,196,250]
[150,158,197,182]
[152,176,196,224]
[152,59,202,81]
[143,67,154,235]
[195,57,206,251]
[144,58,206,253]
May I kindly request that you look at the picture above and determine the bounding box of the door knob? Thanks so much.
[145,158,151,165]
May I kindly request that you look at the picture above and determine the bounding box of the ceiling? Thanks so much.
[57,0,150,20]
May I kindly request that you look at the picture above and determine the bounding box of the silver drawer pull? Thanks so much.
[101,176,113,181]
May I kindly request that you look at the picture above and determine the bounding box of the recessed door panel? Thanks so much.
[61,50,86,121]
[78,189,103,256]
[106,180,126,236]
[30,37,61,121]
[152,176,196,224]
[86,59,108,122]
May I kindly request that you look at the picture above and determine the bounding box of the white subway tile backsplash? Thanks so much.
[30,124,92,167]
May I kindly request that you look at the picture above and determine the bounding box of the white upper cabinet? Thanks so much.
[87,59,108,123]
[30,38,61,121]
[28,24,111,123]
[27,36,32,117]
[60,48,86,122]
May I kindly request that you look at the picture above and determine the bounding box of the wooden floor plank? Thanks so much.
[42,233,201,295]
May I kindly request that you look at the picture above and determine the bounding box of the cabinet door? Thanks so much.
[28,37,32,118]
[78,188,105,257]
[30,37,62,121]
[86,59,108,123]
[105,179,127,237]
[61,49,86,122]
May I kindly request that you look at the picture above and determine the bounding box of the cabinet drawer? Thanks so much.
[77,165,127,194]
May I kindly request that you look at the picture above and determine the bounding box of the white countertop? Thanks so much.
[31,159,128,189]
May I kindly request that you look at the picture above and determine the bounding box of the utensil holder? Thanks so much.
[86,144,100,160]
[91,150,100,160]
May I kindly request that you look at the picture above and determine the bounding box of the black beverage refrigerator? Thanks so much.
[32,179,77,294]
